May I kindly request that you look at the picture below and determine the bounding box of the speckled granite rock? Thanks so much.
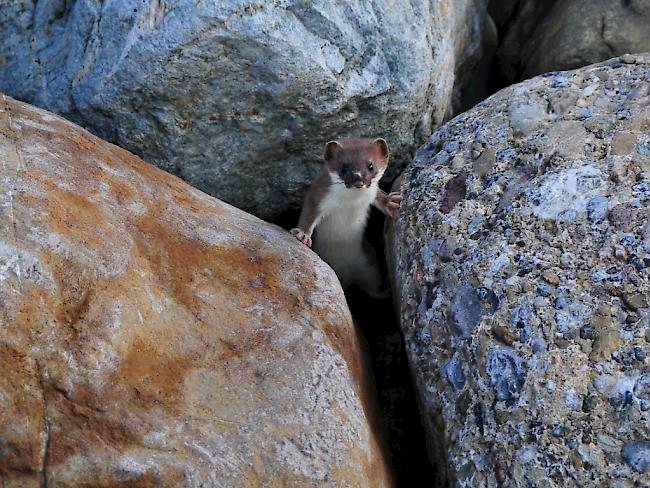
[499,0,650,81]
[388,56,650,486]
[0,94,393,487]
[0,0,491,221]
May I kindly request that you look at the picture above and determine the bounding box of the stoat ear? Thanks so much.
[372,138,390,162]
[324,140,343,162]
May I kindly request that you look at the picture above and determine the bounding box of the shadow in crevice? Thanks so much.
[346,207,437,487]
[485,1,519,96]
[270,5,539,480]
[277,206,436,486]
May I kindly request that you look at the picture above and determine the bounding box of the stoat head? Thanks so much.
[323,138,390,189]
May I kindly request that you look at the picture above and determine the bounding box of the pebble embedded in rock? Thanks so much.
[622,292,649,312]
[621,441,650,474]
[580,323,597,340]
[634,346,646,361]
[440,170,469,214]
[581,396,598,413]
[442,357,466,391]
[509,97,549,136]
[590,329,624,362]
[492,323,520,345]
[537,283,553,297]
[542,271,560,285]
[487,347,527,403]
[609,203,635,231]
[449,285,484,338]
[587,196,609,223]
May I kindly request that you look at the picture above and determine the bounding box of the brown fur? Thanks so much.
[291,138,400,249]
[324,138,390,189]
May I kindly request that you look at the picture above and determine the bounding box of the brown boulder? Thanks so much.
[0,94,392,487]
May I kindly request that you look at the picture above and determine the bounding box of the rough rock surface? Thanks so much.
[388,56,650,486]
[499,0,650,82]
[0,94,393,487]
[0,0,491,221]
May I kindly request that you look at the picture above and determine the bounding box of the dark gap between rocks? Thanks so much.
[277,205,436,486]
[271,16,522,473]
[486,0,525,95]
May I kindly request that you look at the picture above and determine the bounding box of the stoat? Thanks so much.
[290,138,401,297]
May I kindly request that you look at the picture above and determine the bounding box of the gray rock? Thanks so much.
[442,357,466,391]
[621,441,650,474]
[387,56,650,487]
[0,0,492,220]
[498,0,650,81]
[587,196,609,223]
[449,285,483,338]
[487,348,526,402]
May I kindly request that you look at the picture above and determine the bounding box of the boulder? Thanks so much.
[0,0,491,221]
[499,0,650,81]
[0,93,393,487]
[388,56,650,486]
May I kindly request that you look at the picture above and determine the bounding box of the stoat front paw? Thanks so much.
[386,192,402,218]
[290,228,312,248]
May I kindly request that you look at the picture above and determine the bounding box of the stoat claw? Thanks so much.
[386,192,402,217]
[290,228,312,248]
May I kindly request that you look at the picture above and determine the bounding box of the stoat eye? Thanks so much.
[367,162,374,172]
[340,164,349,175]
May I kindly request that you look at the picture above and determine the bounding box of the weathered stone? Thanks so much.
[441,357,466,391]
[509,95,549,136]
[609,203,637,231]
[0,0,492,221]
[440,170,469,215]
[449,285,483,338]
[542,271,560,286]
[621,441,650,474]
[499,0,650,81]
[388,56,650,486]
[590,329,624,362]
[0,94,392,487]
[610,131,638,156]
[587,196,609,223]
[486,347,527,403]
[623,292,649,311]
[492,322,519,345]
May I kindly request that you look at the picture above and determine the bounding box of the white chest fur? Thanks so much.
[316,179,377,245]
[311,171,384,292]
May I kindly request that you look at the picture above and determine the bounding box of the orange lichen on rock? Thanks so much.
[0,94,393,487]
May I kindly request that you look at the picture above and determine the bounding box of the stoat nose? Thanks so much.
[351,171,364,188]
